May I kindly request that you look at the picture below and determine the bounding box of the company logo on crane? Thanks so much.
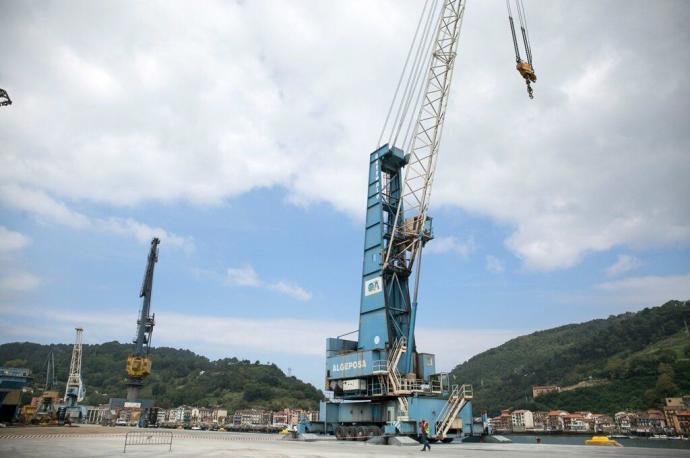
[364,277,382,296]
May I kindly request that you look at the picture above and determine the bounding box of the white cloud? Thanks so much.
[225,265,311,301]
[0,185,192,250]
[226,265,261,287]
[0,272,41,291]
[596,272,690,306]
[0,303,520,381]
[485,255,505,273]
[605,254,643,277]
[425,236,475,257]
[270,281,312,302]
[1,1,689,271]
[0,226,31,253]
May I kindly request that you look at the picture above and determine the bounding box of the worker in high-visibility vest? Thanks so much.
[419,419,431,451]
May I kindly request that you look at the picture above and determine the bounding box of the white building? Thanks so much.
[511,410,534,431]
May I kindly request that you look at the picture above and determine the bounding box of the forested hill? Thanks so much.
[450,300,690,416]
[0,341,324,411]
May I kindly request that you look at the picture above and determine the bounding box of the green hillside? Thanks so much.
[450,300,690,415]
[0,341,324,412]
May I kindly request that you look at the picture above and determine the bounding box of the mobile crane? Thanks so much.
[126,238,160,402]
[300,0,536,442]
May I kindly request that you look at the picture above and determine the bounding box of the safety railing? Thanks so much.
[372,360,388,373]
[123,430,172,453]
[434,384,473,440]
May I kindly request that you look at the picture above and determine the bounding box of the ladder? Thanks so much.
[434,384,472,439]
[386,337,407,394]
[388,337,410,418]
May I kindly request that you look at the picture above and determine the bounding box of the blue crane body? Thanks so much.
[299,0,534,441]
[304,145,476,441]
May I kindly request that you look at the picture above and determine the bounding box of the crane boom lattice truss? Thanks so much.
[384,0,465,299]
[64,327,84,404]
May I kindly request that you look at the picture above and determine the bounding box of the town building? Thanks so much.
[670,410,690,435]
[531,411,548,431]
[233,409,271,427]
[511,410,534,431]
[532,385,560,399]
[546,411,568,432]
[663,396,690,434]
[213,409,228,424]
[272,409,290,427]
[592,414,615,434]
[491,410,513,433]
[563,413,590,432]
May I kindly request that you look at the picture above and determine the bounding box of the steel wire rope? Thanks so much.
[400,1,446,153]
[506,0,521,62]
[387,1,437,147]
[377,0,431,148]
[389,0,440,147]
[401,49,435,154]
[392,0,442,147]
[515,0,532,65]
[517,0,533,65]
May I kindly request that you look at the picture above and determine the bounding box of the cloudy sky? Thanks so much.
[1,0,689,388]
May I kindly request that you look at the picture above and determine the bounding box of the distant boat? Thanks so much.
[608,434,631,439]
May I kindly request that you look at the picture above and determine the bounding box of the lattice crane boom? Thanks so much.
[64,327,84,405]
[384,0,466,301]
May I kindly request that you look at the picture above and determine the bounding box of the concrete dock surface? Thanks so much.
[1,426,689,457]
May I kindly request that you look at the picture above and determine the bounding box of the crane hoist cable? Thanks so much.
[378,0,443,149]
[506,0,536,99]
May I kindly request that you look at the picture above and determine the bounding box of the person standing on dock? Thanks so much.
[419,419,431,452]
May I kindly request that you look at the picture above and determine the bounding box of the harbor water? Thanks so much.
[505,434,690,450]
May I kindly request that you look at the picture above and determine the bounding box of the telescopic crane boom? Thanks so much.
[126,237,159,402]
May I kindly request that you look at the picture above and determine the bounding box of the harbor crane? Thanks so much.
[126,238,160,402]
[300,0,536,441]
[64,327,84,406]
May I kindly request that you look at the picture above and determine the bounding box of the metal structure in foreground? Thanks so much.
[123,430,172,453]
[126,238,160,402]
[301,0,536,442]
[64,328,84,406]
[0,88,11,106]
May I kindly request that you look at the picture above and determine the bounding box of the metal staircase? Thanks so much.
[434,384,472,439]
[387,337,407,394]
[388,337,410,418]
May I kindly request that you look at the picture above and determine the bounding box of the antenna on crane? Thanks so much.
[64,327,85,406]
